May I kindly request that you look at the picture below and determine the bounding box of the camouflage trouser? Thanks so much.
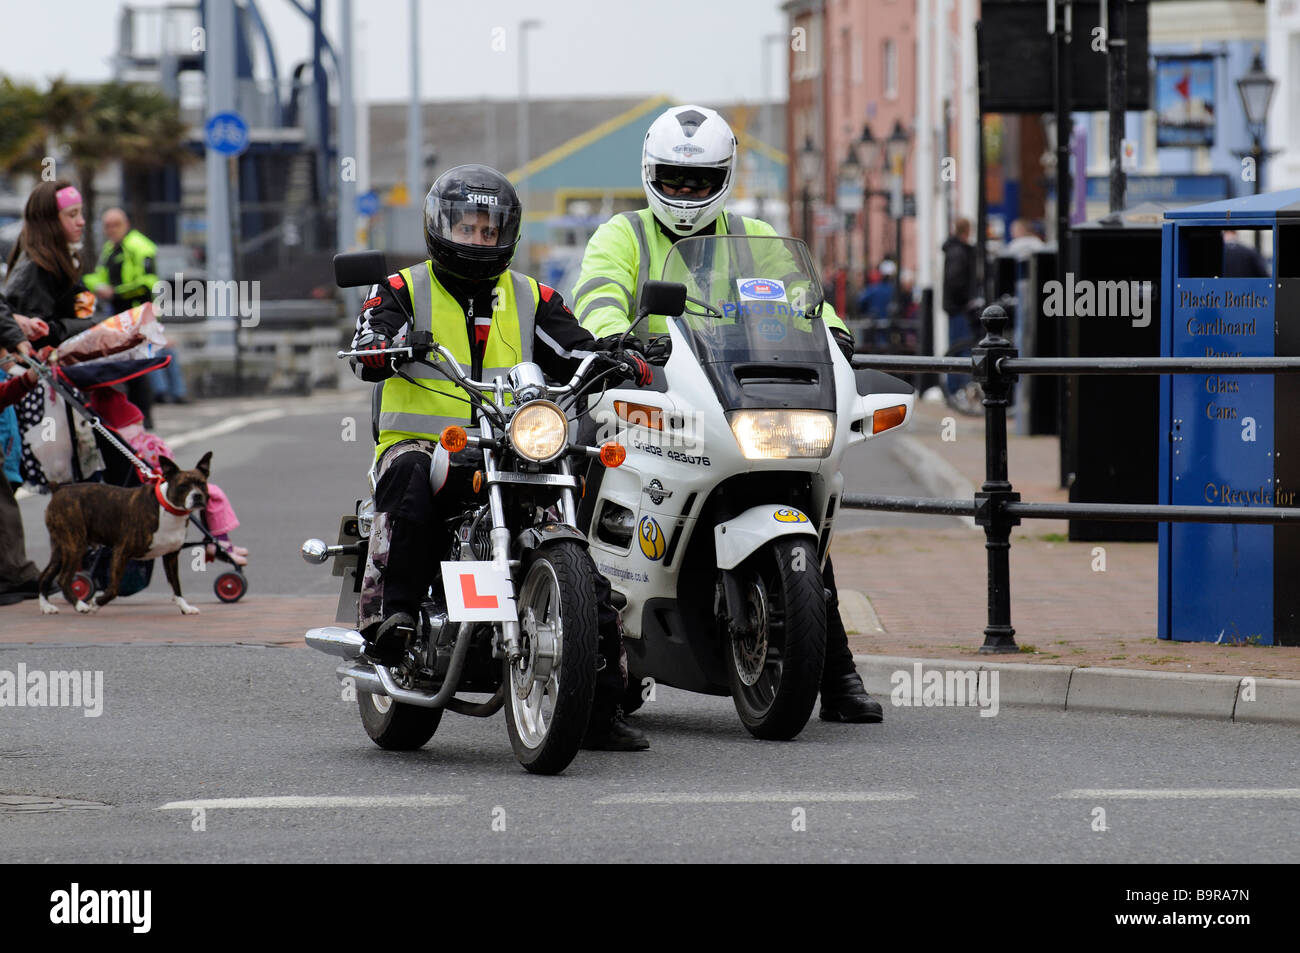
[358,439,445,633]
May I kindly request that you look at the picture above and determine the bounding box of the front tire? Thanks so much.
[358,690,442,750]
[726,537,826,740]
[504,541,599,775]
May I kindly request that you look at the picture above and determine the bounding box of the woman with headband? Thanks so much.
[5,181,98,492]
[4,180,97,348]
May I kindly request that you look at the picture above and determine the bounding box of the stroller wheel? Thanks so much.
[214,571,247,603]
[69,572,95,605]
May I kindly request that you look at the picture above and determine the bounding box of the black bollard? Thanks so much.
[972,305,1021,654]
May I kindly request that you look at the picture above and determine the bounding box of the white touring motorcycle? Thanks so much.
[579,233,915,740]
[300,251,652,775]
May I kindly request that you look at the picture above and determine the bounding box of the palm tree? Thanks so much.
[0,76,190,271]
[0,77,44,178]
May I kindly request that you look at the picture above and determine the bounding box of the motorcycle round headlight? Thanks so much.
[508,400,568,462]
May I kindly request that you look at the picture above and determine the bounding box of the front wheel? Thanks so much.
[504,541,599,775]
[358,690,443,750]
[726,537,826,740]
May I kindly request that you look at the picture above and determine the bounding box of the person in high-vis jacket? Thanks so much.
[350,164,653,751]
[87,208,159,313]
[573,104,884,724]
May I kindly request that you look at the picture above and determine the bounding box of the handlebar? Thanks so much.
[336,346,624,404]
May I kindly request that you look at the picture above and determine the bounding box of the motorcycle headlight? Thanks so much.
[509,400,568,462]
[727,410,835,460]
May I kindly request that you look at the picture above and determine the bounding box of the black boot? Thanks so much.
[582,706,649,751]
[364,611,415,666]
[819,668,884,723]
[819,557,883,723]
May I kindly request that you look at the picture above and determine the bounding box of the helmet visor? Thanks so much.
[650,164,728,199]
[434,201,521,248]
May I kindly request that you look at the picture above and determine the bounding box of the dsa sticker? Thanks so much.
[737,278,787,301]
[774,508,809,523]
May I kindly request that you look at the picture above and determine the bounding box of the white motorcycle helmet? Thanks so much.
[641,105,737,236]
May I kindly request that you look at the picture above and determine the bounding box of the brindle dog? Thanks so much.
[38,453,213,616]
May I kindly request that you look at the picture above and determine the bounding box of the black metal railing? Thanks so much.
[844,305,1300,653]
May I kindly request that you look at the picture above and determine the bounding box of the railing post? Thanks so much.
[972,305,1021,654]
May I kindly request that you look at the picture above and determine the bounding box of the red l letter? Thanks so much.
[460,574,498,609]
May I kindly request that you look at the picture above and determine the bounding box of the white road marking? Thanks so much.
[1056,789,1300,800]
[593,791,915,805]
[164,408,286,450]
[159,794,467,810]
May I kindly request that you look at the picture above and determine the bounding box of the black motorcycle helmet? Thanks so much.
[423,164,522,282]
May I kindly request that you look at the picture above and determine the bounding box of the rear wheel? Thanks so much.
[726,537,826,740]
[504,541,599,775]
[357,690,443,751]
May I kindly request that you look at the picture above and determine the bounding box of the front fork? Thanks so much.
[478,414,581,665]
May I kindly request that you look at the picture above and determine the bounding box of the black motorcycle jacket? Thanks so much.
[350,264,602,386]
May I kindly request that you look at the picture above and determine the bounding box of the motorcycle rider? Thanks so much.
[351,164,654,751]
[573,105,884,724]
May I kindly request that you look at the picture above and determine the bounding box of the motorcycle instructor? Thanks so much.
[350,164,654,751]
[573,104,883,724]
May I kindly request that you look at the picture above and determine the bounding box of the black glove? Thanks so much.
[356,330,392,368]
[596,332,645,354]
[830,326,856,361]
[608,349,653,387]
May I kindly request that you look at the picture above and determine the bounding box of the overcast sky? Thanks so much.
[2,0,789,104]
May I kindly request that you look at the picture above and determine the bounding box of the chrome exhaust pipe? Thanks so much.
[336,659,385,696]
[331,621,474,710]
[305,626,366,659]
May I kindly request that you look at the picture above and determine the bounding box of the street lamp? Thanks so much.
[884,120,911,304]
[838,144,862,277]
[854,124,886,276]
[798,136,821,251]
[516,18,542,268]
[1236,52,1277,252]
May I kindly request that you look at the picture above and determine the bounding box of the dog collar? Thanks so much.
[153,480,191,516]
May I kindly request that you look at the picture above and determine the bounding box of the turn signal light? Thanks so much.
[872,405,908,434]
[600,443,626,468]
[440,425,468,452]
[615,400,664,430]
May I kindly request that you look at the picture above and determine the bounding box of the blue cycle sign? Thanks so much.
[205,111,249,156]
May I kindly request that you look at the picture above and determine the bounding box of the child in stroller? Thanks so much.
[32,354,250,604]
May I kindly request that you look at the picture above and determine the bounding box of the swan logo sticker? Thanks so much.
[773,508,809,523]
[638,516,666,560]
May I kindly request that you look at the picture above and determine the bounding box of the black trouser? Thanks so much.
[374,448,625,718]
[0,473,39,588]
[821,557,857,688]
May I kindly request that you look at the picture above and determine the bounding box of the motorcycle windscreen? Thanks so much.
[660,234,835,411]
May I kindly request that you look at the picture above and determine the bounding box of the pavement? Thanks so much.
[833,394,1300,723]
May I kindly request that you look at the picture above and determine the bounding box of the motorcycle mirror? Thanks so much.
[333,250,390,289]
[637,280,687,320]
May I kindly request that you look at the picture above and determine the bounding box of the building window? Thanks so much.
[883,38,898,100]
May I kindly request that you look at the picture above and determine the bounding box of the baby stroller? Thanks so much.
[22,352,249,605]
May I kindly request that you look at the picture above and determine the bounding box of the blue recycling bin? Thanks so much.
[1159,189,1300,646]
